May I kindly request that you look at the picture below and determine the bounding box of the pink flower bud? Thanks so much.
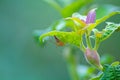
[86,8,97,24]
[84,48,103,70]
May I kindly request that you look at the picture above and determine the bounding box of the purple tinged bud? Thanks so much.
[86,8,97,24]
[84,48,103,70]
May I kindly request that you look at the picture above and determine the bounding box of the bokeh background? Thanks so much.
[0,0,120,80]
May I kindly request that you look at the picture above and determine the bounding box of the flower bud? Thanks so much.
[84,48,103,70]
[86,8,97,24]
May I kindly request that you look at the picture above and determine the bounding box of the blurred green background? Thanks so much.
[0,0,120,80]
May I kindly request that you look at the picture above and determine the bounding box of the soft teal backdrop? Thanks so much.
[0,0,120,80]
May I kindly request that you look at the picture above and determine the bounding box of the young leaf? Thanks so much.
[88,11,120,31]
[100,22,120,41]
[93,22,120,42]
[39,31,82,46]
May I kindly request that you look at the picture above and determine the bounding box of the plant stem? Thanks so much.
[94,38,100,50]
[85,31,92,49]
[63,47,79,80]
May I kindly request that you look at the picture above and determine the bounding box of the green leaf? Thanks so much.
[93,22,120,42]
[100,22,120,41]
[39,31,82,46]
[33,28,51,46]
[33,19,77,46]
[88,11,120,31]
[61,0,92,17]
[44,0,93,17]
[33,20,65,46]
[66,16,86,28]
[111,61,119,66]
[101,62,120,80]
[96,5,120,19]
